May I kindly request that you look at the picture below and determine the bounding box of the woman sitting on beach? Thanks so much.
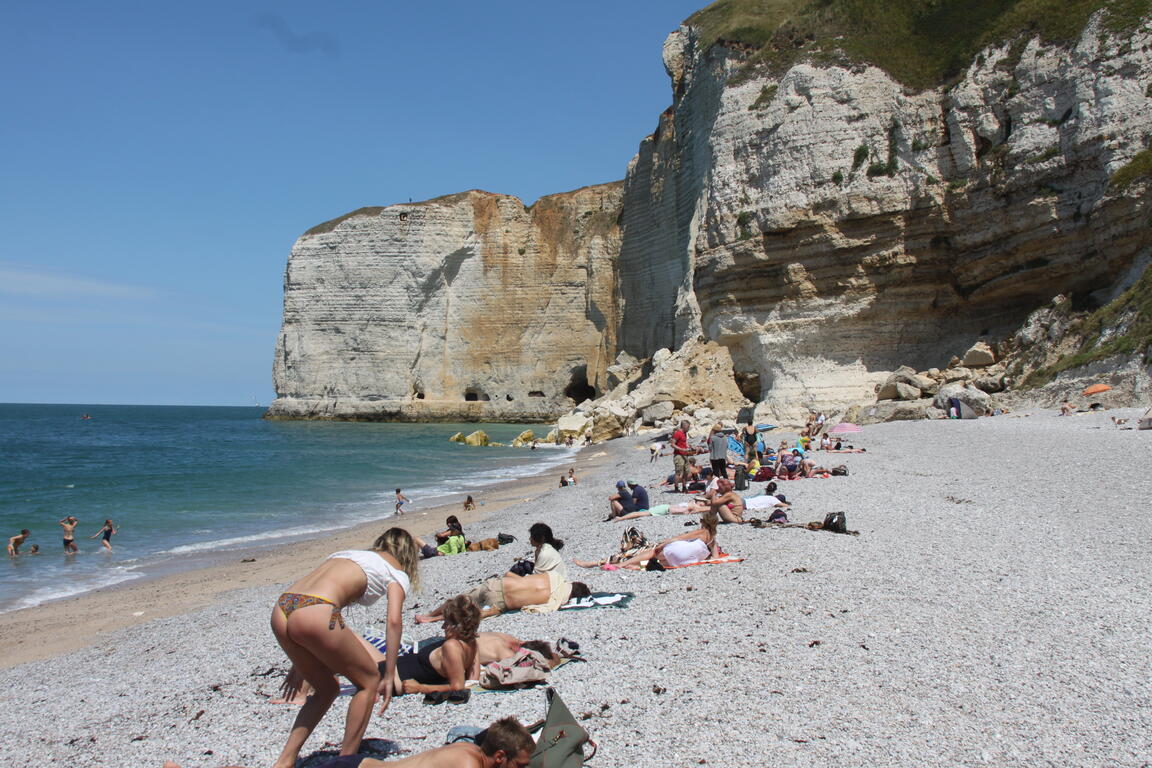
[577,512,720,570]
[390,596,479,695]
[268,527,419,768]
[415,516,466,558]
[524,522,567,581]
[776,449,803,479]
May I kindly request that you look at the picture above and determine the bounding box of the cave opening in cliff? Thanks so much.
[564,366,596,403]
[734,371,762,402]
[464,388,490,402]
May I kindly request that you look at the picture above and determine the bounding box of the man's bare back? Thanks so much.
[501,573,551,609]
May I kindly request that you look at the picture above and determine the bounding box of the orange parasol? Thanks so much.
[1082,383,1111,396]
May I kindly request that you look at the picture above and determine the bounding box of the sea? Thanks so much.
[0,403,577,614]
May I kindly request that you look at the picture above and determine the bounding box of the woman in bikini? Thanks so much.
[269,527,419,768]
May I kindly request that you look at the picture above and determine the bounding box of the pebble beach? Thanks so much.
[1,409,1150,767]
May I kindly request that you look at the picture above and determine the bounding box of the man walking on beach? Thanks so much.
[59,516,79,554]
[671,419,692,493]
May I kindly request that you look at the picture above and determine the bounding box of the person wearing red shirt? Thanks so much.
[671,419,692,492]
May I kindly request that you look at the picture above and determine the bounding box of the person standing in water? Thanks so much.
[394,489,411,515]
[7,529,31,556]
[90,519,118,551]
[59,516,79,554]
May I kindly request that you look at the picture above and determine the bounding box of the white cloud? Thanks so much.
[0,263,156,299]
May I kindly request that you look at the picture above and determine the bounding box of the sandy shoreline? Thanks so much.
[0,443,614,669]
[1,409,1149,767]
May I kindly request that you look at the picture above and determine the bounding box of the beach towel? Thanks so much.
[560,592,634,610]
[662,554,744,569]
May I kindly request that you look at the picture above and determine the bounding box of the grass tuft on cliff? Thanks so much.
[687,0,1152,90]
[1110,148,1152,189]
[1024,263,1152,386]
[304,207,386,236]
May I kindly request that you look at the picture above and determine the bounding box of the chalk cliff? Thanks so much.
[267,185,622,421]
[616,11,1152,423]
[269,2,1152,427]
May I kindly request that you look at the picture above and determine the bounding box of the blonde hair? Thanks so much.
[373,527,421,592]
[700,511,719,539]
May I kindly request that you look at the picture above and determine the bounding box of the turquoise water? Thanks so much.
[0,404,574,612]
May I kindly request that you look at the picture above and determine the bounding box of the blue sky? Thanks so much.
[0,1,705,406]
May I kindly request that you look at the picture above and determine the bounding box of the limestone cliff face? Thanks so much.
[618,16,1152,421]
[267,185,622,421]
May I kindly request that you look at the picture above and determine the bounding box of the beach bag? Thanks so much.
[510,559,535,577]
[752,466,775,482]
[480,648,551,689]
[497,532,517,545]
[831,465,848,476]
[734,466,749,491]
[530,687,596,768]
[822,511,847,534]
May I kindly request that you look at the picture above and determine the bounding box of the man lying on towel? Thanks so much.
[416,571,591,623]
[161,715,535,768]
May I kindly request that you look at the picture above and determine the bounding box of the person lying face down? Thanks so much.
[415,571,591,623]
[277,626,565,706]
[160,715,535,768]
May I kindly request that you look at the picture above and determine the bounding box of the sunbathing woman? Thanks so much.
[278,631,562,706]
[390,596,479,695]
[700,478,748,523]
[269,527,419,768]
[579,513,720,570]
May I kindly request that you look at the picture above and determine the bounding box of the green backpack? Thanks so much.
[529,688,596,768]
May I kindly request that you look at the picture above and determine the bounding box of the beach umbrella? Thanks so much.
[1082,383,1111,396]
[829,422,863,434]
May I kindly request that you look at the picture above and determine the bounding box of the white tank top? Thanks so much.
[326,550,411,607]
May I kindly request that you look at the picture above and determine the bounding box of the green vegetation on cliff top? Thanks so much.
[687,0,1151,90]
[1025,263,1152,386]
[304,207,386,236]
